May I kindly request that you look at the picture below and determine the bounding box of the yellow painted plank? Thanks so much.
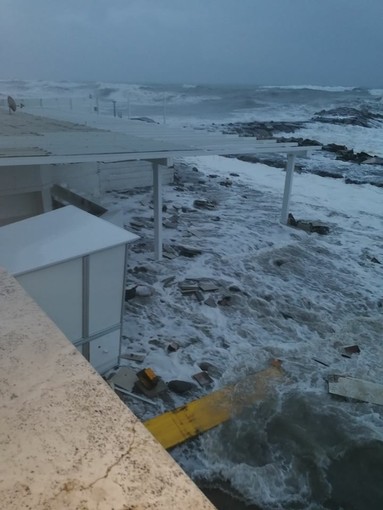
[144,362,283,449]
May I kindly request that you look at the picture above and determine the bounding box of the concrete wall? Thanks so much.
[0,269,215,509]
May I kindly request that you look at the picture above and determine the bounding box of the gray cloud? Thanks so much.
[0,0,382,86]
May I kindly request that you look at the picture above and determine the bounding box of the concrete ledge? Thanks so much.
[0,269,215,510]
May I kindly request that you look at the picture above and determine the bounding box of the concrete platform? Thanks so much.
[0,269,215,509]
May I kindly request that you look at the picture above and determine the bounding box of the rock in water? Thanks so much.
[168,380,197,394]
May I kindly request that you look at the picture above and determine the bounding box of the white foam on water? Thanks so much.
[102,152,383,508]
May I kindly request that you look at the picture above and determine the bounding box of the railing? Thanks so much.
[0,95,170,123]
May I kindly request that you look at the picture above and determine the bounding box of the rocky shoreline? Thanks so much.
[211,106,383,188]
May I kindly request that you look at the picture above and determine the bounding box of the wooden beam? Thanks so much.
[144,361,283,450]
[328,375,383,406]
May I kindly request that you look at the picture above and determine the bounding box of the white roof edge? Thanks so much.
[0,145,319,167]
[0,206,138,275]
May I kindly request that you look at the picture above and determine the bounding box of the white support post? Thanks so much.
[152,162,163,260]
[281,153,296,224]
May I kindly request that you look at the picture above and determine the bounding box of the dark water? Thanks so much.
[191,393,383,510]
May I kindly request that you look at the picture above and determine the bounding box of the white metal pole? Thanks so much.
[152,162,163,260]
[281,153,296,224]
[163,94,167,124]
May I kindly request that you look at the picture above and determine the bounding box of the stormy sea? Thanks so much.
[2,80,382,509]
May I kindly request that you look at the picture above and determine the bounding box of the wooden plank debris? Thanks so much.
[144,361,283,449]
[192,371,214,387]
[341,345,361,358]
[199,280,219,292]
[328,375,383,406]
[120,352,146,362]
[109,367,137,392]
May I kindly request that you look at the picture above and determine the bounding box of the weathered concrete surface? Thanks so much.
[0,269,215,510]
[0,107,99,135]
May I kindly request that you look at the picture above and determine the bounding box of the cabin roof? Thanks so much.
[0,108,317,167]
[0,205,138,275]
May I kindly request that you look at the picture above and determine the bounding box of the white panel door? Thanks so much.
[88,245,125,335]
[17,259,83,341]
[89,330,120,374]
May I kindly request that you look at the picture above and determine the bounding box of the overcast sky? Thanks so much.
[1,0,382,86]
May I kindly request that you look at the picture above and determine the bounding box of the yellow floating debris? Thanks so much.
[144,360,283,450]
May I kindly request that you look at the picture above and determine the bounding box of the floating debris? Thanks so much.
[287,213,330,235]
[163,244,178,259]
[219,178,232,187]
[328,375,383,406]
[218,296,231,306]
[114,385,157,406]
[204,296,217,307]
[162,275,176,287]
[177,245,202,257]
[125,286,137,301]
[194,290,205,303]
[135,285,153,297]
[109,367,138,392]
[179,280,200,293]
[193,199,217,210]
[120,353,146,362]
[312,358,330,367]
[136,368,167,397]
[198,362,222,379]
[199,280,219,292]
[130,219,146,230]
[137,368,159,389]
[167,342,180,353]
[341,345,361,358]
[145,362,284,449]
[192,371,214,387]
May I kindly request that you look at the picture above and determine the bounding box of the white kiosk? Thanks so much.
[0,206,138,374]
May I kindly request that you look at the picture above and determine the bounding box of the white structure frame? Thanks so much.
[0,118,318,260]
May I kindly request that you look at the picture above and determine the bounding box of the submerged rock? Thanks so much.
[177,245,202,257]
[193,199,217,210]
[313,106,383,128]
[198,362,222,379]
[167,380,197,394]
[287,213,330,235]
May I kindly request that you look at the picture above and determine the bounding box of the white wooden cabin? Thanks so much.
[0,206,138,374]
[0,107,318,257]
[0,109,174,225]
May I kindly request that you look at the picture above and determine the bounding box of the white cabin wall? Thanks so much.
[0,165,44,225]
[98,160,174,192]
[44,163,101,198]
[0,159,174,225]
[44,160,174,197]
[0,165,42,195]
[0,191,43,226]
